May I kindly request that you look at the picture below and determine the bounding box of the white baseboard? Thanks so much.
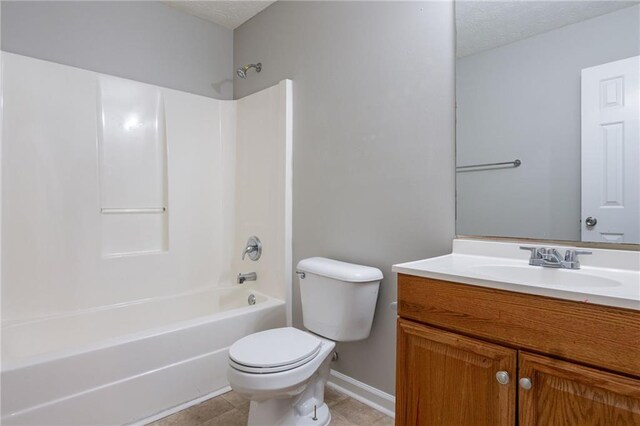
[327,370,395,418]
[137,370,395,424]
[135,386,232,425]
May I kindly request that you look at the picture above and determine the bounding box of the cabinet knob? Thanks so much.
[519,377,532,390]
[495,371,510,385]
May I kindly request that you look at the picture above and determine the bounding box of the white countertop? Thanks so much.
[393,239,640,311]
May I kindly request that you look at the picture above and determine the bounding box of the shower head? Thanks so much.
[236,63,262,79]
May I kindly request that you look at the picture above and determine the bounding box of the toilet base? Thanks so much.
[248,400,330,426]
[245,347,334,426]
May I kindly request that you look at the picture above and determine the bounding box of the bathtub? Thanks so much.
[1,287,286,425]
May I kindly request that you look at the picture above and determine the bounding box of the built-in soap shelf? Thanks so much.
[98,75,169,257]
[101,207,167,214]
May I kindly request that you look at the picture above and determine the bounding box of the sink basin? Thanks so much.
[468,265,622,288]
[392,239,640,310]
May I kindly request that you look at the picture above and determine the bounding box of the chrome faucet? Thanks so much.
[237,272,257,284]
[242,236,262,261]
[520,247,592,269]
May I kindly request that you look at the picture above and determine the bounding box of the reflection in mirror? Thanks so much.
[455,1,640,244]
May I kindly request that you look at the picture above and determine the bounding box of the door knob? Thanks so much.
[519,377,532,390]
[495,371,510,385]
[585,217,597,227]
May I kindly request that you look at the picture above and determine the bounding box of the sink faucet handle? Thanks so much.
[564,249,592,262]
[520,246,543,265]
[520,246,541,257]
[562,249,592,269]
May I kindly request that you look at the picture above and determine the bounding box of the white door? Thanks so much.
[581,56,640,243]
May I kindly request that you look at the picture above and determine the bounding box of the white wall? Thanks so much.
[1,53,291,323]
[456,5,640,241]
[1,1,233,99]
[234,1,456,395]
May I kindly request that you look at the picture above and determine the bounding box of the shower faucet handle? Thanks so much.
[242,236,262,261]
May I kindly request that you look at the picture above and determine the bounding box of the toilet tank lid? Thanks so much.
[297,257,383,283]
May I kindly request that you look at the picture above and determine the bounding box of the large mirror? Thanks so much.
[455,1,640,245]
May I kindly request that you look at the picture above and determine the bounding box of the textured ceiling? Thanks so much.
[165,0,276,30]
[456,1,639,57]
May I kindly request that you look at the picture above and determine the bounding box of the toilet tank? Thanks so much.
[296,257,383,342]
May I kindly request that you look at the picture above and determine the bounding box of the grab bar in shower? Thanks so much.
[456,159,521,172]
[100,207,166,214]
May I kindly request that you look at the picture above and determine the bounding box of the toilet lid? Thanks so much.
[229,327,322,370]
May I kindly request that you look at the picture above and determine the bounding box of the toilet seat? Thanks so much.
[229,327,322,374]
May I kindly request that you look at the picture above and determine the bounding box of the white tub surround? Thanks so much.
[1,52,293,425]
[1,52,292,322]
[393,239,640,310]
[1,52,235,322]
[233,79,293,323]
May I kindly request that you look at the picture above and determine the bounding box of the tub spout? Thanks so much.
[237,272,257,284]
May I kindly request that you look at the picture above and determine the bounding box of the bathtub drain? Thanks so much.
[248,294,256,305]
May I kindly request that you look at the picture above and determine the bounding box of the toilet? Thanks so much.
[227,257,383,426]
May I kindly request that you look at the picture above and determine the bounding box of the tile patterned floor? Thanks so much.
[149,387,394,426]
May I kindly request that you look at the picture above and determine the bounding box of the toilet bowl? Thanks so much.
[228,327,336,425]
[227,257,383,426]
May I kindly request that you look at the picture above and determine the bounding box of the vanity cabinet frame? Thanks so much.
[396,274,640,425]
[397,273,640,377]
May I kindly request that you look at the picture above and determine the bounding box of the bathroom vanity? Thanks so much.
[430,3,640,423]
[393,240,640,425]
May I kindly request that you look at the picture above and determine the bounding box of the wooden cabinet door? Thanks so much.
[396,319,516,425]
[519,352,640,425]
